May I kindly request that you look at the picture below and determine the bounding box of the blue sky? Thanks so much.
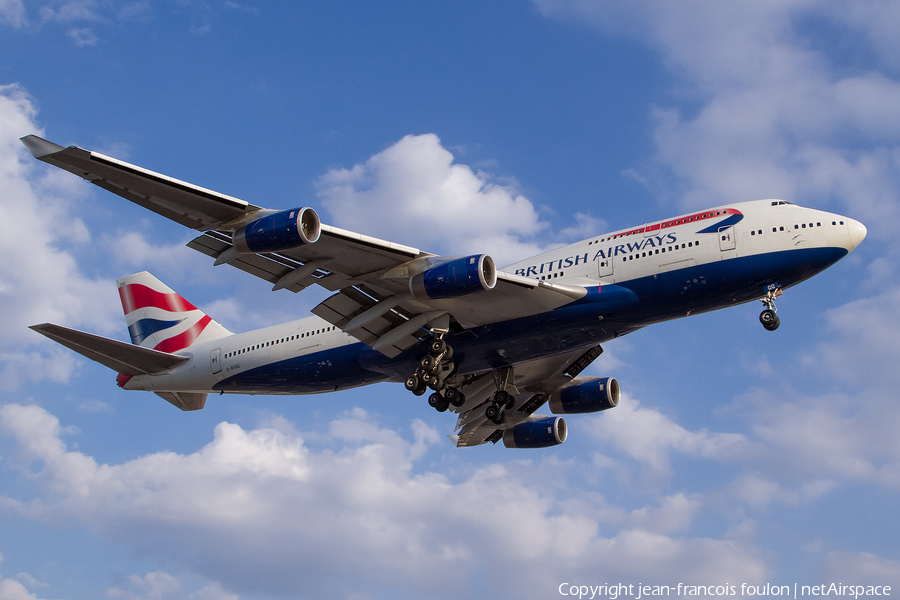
[1,1,899,599]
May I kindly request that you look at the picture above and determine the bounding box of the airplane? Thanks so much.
[20,134,868,449]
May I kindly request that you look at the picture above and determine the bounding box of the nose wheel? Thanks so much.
[759,286,782,331]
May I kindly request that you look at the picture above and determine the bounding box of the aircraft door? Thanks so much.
[719,226,736,251]
[210,348,222,375]
[598,256,614,278]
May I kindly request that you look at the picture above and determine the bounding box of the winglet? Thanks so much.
[20,135,66,159]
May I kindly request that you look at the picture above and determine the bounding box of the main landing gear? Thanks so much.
[484,366,515,425]
[759,286,783,331]
[404,336,466,413]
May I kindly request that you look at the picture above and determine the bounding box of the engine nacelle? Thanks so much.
[502,416,567,449]
[233,207,321,254]
[409,254,497,300]
[548,377,619,414]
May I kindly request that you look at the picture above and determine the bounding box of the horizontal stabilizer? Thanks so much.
[30,323,189,375]
[155,391,207,411]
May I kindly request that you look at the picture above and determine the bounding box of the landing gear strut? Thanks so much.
[406,335,465,412]
[759,286,782,331]
[484,367,515,425]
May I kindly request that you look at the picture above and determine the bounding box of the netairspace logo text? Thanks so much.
[558,583,892,600]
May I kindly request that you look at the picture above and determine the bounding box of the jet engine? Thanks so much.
[232,207,321,254]
[548,377,619,414]
[409,254,497,300]
[502,415,567,449]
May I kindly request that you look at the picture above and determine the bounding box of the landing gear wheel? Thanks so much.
[493,389,514,409]
[427,374,444,391]
[429,339,447,356]
[420,355,438,373]
[428,393,449,411]
[760,309,780,331]
[412,385,427,397]
[405,374,420,392]
[444,386,462,406]
[485,405,505,424]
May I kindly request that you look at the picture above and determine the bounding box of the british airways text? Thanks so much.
[514,233,678,277]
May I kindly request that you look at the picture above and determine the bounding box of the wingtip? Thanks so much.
[20,134,65,159]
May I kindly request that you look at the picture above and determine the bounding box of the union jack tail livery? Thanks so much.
[117,272,231,352]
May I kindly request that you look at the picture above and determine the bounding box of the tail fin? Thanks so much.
[117,271,232,352]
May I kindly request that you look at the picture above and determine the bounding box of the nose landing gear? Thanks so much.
[759,286,782,331]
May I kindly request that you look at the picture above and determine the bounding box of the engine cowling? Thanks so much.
[502,416,567,449]
[548,377,619,414]
[233,207,321,254]
[409,254,497,300]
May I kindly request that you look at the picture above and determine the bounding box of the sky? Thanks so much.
[1,1,900,599]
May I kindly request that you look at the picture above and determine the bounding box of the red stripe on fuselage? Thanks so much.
[608,208,743,239]
[119,284,199,315]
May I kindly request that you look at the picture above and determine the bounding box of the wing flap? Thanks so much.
[448,346,602,447]
[311,286,427,356]
[30,323,189,375]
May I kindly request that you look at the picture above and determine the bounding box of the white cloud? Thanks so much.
[0,402,770,598]
[0,0,25,27]
[39,1,104,24]
[0,85,122,387]
[534,1,900,246]
[66,26,97,46]
[106,570,239,600]
[316,133,551,266]
[585,394,748,477]
[819,552,900,589]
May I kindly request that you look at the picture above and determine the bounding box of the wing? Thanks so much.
[450,345,604,448]
[23,135,590,357]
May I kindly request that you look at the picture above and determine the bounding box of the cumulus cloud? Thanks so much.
[0,85,121,387]
[585,394,748,478]
[316,133,552,266]
[819,552,900,588]
[0,0,25,27]
[534,1,900,245]
[0,403,770,598]
[66,26,97,46]
[106,571,238,600]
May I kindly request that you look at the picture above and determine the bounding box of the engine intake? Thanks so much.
[409,254,496,300]
[502,416,567,449]
[549,377,619,414]
[233,207,321,254]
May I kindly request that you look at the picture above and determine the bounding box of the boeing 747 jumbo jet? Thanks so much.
[21,135,867,449]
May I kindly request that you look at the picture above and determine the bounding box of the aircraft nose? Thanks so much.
[847,218,867,250]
